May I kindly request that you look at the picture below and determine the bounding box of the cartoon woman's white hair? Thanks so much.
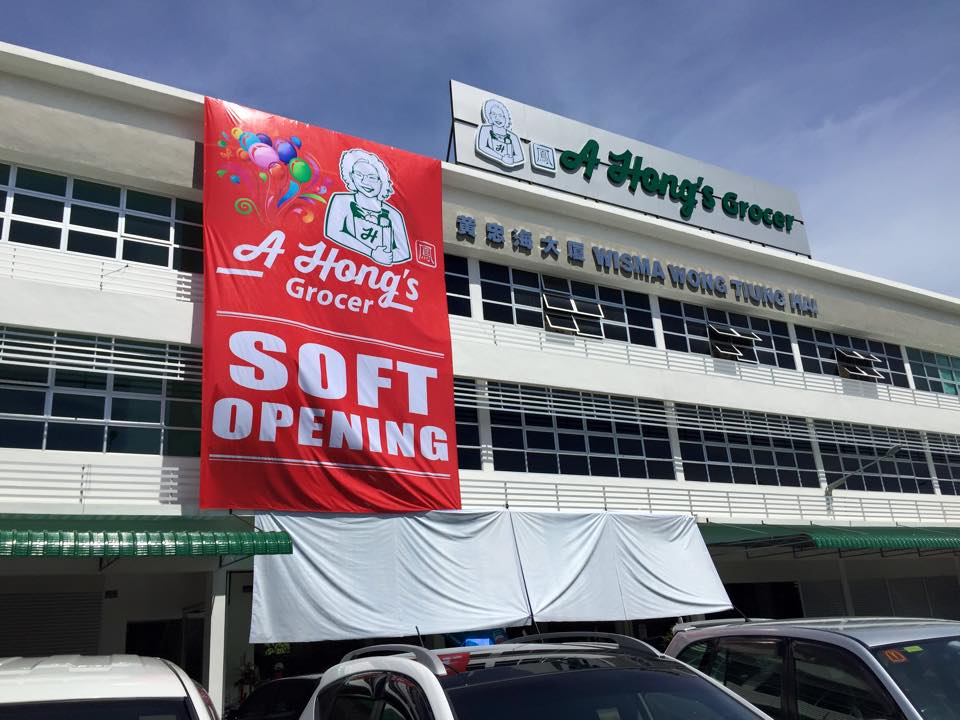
[482,99,511,127]
[339,148,393,202]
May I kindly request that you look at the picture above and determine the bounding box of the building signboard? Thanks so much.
[201,98,460,512]
[451,81,810,257]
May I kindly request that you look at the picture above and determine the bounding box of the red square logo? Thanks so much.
[416,240,437,268]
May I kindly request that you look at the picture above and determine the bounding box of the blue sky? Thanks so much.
[2,1,958,294]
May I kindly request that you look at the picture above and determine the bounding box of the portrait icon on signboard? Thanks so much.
[475,98,525,170]
[324,148,411,266]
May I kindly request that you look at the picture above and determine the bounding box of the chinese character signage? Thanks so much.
[201,98,460,512]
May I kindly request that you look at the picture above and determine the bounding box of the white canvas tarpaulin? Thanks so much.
[251,510,730,642]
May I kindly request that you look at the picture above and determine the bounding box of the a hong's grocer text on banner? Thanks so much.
[201,98,460,512]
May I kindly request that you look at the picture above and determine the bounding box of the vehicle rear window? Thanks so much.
[445,667,763,720]
[0,698,191,719]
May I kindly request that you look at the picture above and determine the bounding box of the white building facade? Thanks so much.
[1,44,960,712]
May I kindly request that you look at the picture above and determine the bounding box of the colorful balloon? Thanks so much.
[249,143,280,169]
[256,133,272,146]
[289,158,312,183]
[290,136,302,147]
[275,141,297,164]
[231,127,242,139]
[239,132,259,150]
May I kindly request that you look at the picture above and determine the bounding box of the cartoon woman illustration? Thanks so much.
[323,148,411,265]
[475,98,525,169]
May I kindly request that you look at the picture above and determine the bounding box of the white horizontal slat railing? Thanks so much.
[3,455,960,524]
[450,316,960,413]
[0,243,202,303]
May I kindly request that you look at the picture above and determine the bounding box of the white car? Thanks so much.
[0,654,218,719]
[298,633,774,720]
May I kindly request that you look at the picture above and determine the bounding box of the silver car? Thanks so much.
[665,617,960,720]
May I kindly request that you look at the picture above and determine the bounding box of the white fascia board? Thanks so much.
[441,162,960,316]
[0,41,203,119]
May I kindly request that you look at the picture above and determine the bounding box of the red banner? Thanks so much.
[201,98,460,512]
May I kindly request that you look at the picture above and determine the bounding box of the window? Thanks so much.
[794,641,901,720]
[0,163,203,273]
[814,420,933,494]
[658,298,795,370]
[477,260,655,346]
[702,637,784,719]
[930,433,960,496]
[444,253,471,317]
[0,331,202,456]
[675,405,820,488]
[381,674,434,720]
[454,379,482,470]
[318,673,383,720]
[794,325,908,387]
[474,382,674,480]
[676,640,710,671]
[907,347,960,396]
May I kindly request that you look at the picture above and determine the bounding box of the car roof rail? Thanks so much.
[341,644,447,676]
[512,632,660,658]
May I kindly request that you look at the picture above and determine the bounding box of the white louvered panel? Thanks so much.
[799,580,847,617]
[0,325,201,380]
[0,592,102,656]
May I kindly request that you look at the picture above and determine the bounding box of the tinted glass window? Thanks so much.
[0,698,191,719]
[702,638,784,719]
[319,673,383,720]
[270,679,320,719]
[794,641,901,720]
[675,640,710,670]
[381,673,433,720]
[239,684,278,719]
[874,636,960,720]
[446,667,763,720]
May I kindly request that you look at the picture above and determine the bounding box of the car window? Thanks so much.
[318,672,384,720]
[676,641,711,671]
[793,641,902,720]
[381,673,434,720]
[0,698,192,719]
[874,636,960,720]
[269,679,319,719]
[702,637,785,720]
[241,684,280,719]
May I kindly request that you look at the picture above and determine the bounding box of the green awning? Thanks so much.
[0,514,293,558]
[699,523,960,550]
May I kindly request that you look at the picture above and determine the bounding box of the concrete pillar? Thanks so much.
[206,567,227,715]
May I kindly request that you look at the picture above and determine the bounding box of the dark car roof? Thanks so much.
[673,617,960,649]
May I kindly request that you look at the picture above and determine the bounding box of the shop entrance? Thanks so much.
[126,611,205,681]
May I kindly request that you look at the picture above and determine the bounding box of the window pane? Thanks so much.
[165,429,201,457]
[70,204,119,231]
[704,638,784,719]
[13,194,64,221]
[67,230,117,258]
[0,163,8,185]
[107,426,161,454]
[112,375,163,394]
[9,220,60,249]
[0,388,45,415]
[124,214,170,240]
[126,190,171,216]
[166,400,202,427]
[0,364,49,385]
[73,178,121,206]
[0,419,44,448]
[174,221,203,249]
[794,641,898,720]
[46,422,104,451]
[123,240,169,266]
[55,369,107,390]
[15,167,66,195]
[52,393,105,419]
[175,198,203,223]
[167,380,202,399]
[111,397,161,422]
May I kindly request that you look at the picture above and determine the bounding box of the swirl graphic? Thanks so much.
[234,198,257,216]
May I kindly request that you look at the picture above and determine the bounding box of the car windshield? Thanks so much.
[445,666,766,720]
[874,636,960,720]
[0,698,192,720]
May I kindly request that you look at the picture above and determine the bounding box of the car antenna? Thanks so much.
[732,604,750,622]
[415,625,425,648]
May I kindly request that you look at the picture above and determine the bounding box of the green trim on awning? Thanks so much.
[699,523,960,550]
[0,515,292,558]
